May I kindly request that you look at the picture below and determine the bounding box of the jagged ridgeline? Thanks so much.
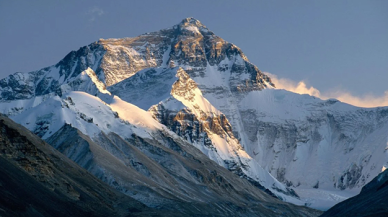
[0,17,272,100]
[1,17,388,213]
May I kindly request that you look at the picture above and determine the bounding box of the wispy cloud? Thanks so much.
[87,6,104,22]
[266,72,388,108]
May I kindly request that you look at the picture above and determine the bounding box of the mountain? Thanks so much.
[0,17,296,204]
[322,169,388,216]
[0,17,387,211]
[0,113,168,217]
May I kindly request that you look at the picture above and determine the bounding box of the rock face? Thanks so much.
[0,17,387,211]
[0,114,162,217]
[322,169,388,217]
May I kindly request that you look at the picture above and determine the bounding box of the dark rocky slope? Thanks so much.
[0,114,171,217]
[321,169,388,217]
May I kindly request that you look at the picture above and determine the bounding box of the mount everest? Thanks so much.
[0,17,387,214]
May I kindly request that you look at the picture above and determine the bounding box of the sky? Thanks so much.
[1,0,387,107]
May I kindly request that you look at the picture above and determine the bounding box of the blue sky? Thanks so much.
[1,0,387,106]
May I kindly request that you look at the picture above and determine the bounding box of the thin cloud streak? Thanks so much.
[88,6,104,22]
[266,72,388,108]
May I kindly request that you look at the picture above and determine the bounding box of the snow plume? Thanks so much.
[267,73,321,97]
[266,72,388,108]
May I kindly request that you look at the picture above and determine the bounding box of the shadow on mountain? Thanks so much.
[321,169,388,217]
[0,114,174,217]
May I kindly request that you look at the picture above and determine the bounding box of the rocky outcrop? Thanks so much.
[0,43,105,101]
[150,104,230,152]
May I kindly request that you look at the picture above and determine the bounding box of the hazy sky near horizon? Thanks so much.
[1,0,387,105]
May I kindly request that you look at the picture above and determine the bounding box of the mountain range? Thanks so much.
[1,17,387,215]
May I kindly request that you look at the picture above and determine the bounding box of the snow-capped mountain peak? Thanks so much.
[1,18,387,212]
[175,17,210,34]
